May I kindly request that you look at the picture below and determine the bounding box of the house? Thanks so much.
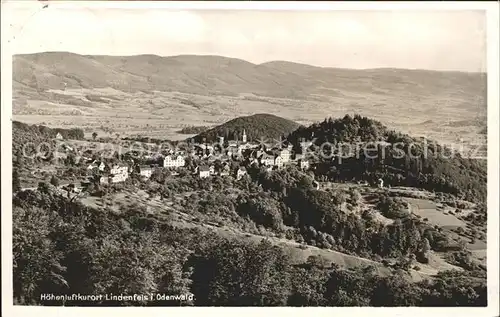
[274,155,284,169]
[139,166,153,179]
[294,153,304,161]
[255,150,265,159]
[247,157,259,166]
[55,132,64,140]
[260,153,275,166]
[298,159,310,170]
[219,164,231,176]
[228,140,239,147]
[236,166,247,180]
[198,166,211,179]
[82,156,93,163]
[163,155,185,168]
[80,180,92,189]
[209,165,216,175]
[87,161,106,171]
[107,163,129,183]
[110,164,128,176]
[279,149,291,163]
[300,140,313,152]
[195,144,214,154]
[111,173,127,183]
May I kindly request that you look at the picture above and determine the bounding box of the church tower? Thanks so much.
[242,129,247,143]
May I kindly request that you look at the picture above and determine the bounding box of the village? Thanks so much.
[53,129,324,194]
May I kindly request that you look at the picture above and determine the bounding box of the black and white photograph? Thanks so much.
[1,1,499,316]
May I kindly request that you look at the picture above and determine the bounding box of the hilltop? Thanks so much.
[190,113,301,143]
[287,114,487,203]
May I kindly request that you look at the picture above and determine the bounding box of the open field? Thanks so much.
[404,197,467,228]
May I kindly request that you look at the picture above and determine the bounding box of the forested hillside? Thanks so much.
[287,115,487,203]
[191,113,300,143]
[13,188,487,306]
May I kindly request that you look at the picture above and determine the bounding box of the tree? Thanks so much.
[37,181,50,194]
[65,153,76,166]
[50,175,60,187]
[190,239,291,306]
[92,132,98,141]
[12,206,67,305]
[349,189,362,206]
[13,168,21,192]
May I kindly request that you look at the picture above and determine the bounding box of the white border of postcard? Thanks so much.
[1,1,499,317]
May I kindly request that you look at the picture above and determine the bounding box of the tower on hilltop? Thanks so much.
[242,129,247,143]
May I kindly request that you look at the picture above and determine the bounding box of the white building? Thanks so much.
[55,132,64,140]
[111,173,127,183]
[109,163,129,183]
[164,155,185,168]
[274,155,284,169]
[139,166,153,179]
[236,167,247,180]
[110,164,128,176]
[279,149,291,163]
[298,159,310,170]
[260,154,275,166]
[198,166,211,178]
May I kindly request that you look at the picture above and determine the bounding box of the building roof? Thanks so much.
[199,166,211,172]
[165,155,184,160]
[261,153,274,160]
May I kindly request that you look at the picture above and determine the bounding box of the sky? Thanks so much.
[3,2,487,72]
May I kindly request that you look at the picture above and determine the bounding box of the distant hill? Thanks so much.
[12,52,486,148]
[288,114,487,203]
[13,52,486,101]
[190,113,301,143]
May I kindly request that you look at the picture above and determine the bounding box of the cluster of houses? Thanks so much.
[81,130,314,185]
